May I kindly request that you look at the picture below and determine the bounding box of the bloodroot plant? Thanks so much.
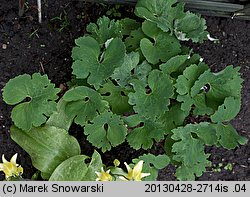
[2,0,247,181]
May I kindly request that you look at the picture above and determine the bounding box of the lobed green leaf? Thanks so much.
[174,12,208,43]
[132,153,170,181]
[86,16,122,44]
[125,27,145,52]
[111,52,140,89]
[171,122,247,180]
[213,123,248,149]
[171,125,211,180]
[211,96,241,123]
[84,111,127,152]
[126,115,167,150]
[140,32,181,64]
[135,0,185,33]
[98,80,133,115]
[3,73,60,131]
[128,70,174,120]
[63,86,109,126]
[191,66,243,106]
[72,36,125,89]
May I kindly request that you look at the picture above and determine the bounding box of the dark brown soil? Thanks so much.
[0,0,249,181]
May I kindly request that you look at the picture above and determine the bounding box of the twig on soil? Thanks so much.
[18,0,25,16]
[39,62,45,74]
[37,0,42,23]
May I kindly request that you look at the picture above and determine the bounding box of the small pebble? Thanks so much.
[2,44,7,49]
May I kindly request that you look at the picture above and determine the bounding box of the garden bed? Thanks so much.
[0,0,249,181]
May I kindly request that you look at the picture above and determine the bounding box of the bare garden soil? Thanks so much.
[0,0,250,181]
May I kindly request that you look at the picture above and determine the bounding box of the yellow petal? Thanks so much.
[95,167,112,181]
[124,162,133,180]
[2,155,8,163]
[10,153,18,165]
[141,173,151,178]
[132,160,144,177]
[0,163,5,171]
[95,171,101,177]
[124,162,132,173]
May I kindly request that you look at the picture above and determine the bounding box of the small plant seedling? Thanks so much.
[106,4,122,18]
[50,10,70,32]
[29,29,39,38]
[224,163,233,171]
[212,162,233,172]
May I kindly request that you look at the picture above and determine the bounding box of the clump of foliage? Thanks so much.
[2,0,247,181]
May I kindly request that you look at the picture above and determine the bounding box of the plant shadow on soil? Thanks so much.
[0,0,249,181]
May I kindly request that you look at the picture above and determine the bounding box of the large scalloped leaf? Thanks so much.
[111,52,140,88]
[213,123,248,149]
[160,53,202,77]
[140,32,181,64]
[171,122,247,180]
[175,165,200,181]
[158,103,187,132]
[47,99,74,131]
[171,125,211,180]
[3,73,60,131]
[160,55,189,75]
[86,16,122,44]
[174,12,208,43]
[135,0,185,33]
[141,20,162,38]
[111,52,152,89]
[62,86,109,127]
[125,115,166,150]
[10,125,81,179]
[128,70,174,120]
[133,61,152,87]
[72,36,125,89]
[120,18,141,36]
[175,63,211,115]
[125,27,145,52]
[186,122,218,146]
[98,80,133,114]
[84,111,127,152]
[191,66,243,108]
[175,64,209,96]
[211,97,241,123]
[132,153,170,181]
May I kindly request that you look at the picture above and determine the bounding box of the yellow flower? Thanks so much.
[119,160,150,181]
[0,153,23,179]
[95,167,113,181]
